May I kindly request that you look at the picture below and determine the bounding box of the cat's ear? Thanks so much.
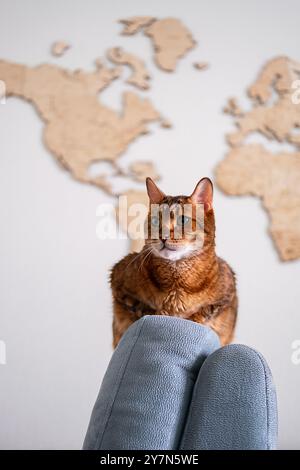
[146,177,165,204]
[190,177,213,211]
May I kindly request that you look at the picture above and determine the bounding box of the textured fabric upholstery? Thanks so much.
[83,315,220,450]
[83,316,277,450]
[179,344,278,450]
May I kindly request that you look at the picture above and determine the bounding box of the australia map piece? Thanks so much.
[0,59,163,197]
[107,47,151,90]
[119,16,196,72]
[51,41,71,57]
[216,56,300,261]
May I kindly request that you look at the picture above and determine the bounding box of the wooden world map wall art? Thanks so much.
[0,16,299,260]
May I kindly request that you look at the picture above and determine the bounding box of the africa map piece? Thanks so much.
[0,59,162,195]
[119,17,196,72]
[51,41,71,57]
[216,145,300,261]
[107,47,151,90]
[216,56,300,261]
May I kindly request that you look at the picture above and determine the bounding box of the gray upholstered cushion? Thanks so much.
[179,344,278,450]
[83,315,220,450]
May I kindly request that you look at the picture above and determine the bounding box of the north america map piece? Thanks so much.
[119,16,156,35]
[0,59,162,195]
[107,47,151,90]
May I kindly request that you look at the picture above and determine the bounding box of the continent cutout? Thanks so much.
[119,16,196,72]
[107,47,151,90]
[193,62,209,71]
[129,161,160,182]
[0,15,200,253]
[216,56,300,261]
[119,16,156,35]
[0,59,162,198]
[223,97,244,117]
[51,41,71,57]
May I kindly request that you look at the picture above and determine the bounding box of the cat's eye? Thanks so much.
[177,215,192,226]
[151,216,160,227]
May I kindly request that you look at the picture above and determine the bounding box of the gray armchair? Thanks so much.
[83,316,277,450]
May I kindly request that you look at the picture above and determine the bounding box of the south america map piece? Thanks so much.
[216,56,300,261]
[119,16,196,72]
[107,47,151,90]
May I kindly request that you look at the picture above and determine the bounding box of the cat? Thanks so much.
[110,177,237,348]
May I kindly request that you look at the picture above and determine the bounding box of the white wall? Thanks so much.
[0,0,299,449]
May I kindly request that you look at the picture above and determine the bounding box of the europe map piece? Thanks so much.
[119,17,196,72]
[216,56,300,261]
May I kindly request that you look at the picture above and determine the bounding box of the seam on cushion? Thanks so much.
[94,317,147,450]
[180,345,275,450]
[178,332,213,449]
[246,347,272,450]
[229,346,273,450]
[232,345,274,450]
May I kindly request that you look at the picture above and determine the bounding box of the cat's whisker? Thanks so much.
[135,246,152,272]
[126,245,152,270]
[138,246,154,272]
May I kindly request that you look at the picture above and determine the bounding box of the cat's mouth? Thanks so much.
[161,240,185,251]
[163,243,178,251]
[158,241,194,260]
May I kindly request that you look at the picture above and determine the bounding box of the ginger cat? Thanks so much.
[111,177,237,348]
